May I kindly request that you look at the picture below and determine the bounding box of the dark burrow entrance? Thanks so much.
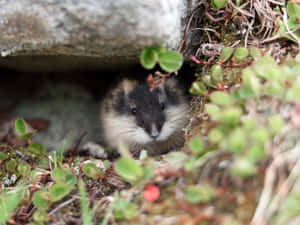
[0,56,195,154]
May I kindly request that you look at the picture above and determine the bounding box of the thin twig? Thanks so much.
[49,197,77,216]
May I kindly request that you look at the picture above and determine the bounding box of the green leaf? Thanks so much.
[140,47,158,70]
[189,82,208,96]
[222,219,243,225]
[33,191,52,210]
[219,47,234,62]
[228,129,246,154]
[219,107,242,126]
[275,19,296,43]
[281,193,300,218]
[82,163,104,179]
[33,210,49,222]
[202,75,215,88]
[269,115,284,134]
[210,91,234,106]
[27,144,46,157]
[65,174,77,186]
[205,103,221,119]
[186,184,215,204]
[17,163,31,177]
[51,167,76,186]
[212,0,228,10]
[243,118,256,132]
[78,179,93,225]
[239,86,256,99]
[211,65,223,83]
[184,158,197,171]
[233,47,249,61]
[15,118,27,135]
[253,128,269,143]
[242,69,261,96]
[231,158,257,178]
[208,128,224,144]
[265,81,284,97]
[158,50,183,72]
[249,47,262,60]
[287,2,300,22]
[113,199,137,220]
[189,138,204,155]
[5,160,17,173]
[115,158,143,182]
[247,144,265,162]
[0,152,7,161]
[49,183,72,202]
[141,164,154,181]
[165,152,189,169]
[51,167,67,183]
[285,82,300,102]
[151,46,167,55]
[0,190,22,224]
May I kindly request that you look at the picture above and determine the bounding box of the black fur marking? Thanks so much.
[113,90,129,115]
[129,84,165,135]
[164,85,179,106]
[152,87,161,96]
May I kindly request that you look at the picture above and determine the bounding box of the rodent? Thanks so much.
[100,76,190,156]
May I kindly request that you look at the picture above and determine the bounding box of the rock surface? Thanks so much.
[0,0,184,71]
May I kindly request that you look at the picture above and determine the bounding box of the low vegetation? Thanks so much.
[1,0,300,224]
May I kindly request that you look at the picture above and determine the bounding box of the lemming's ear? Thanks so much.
[157,77,174,89]
[120,79,137,95]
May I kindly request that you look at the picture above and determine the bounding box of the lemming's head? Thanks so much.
[103,78,189,146]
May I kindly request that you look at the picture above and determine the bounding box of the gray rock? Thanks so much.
[0,0,184,71]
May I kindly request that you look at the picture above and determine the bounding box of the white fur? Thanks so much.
[151,123,159,137]
[103,103,189,150]
[157,104,189,141]
[103,114,152,149]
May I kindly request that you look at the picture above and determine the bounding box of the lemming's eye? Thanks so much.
[131,108,137,115]
[161,103,165,111]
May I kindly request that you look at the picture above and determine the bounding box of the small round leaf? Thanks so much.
[211,65,223,83]
[158,50,183,72]
[27,144,46,157]
[220,47,234,62]
[49,183,72,202]
[233,47,249,61]
[15,119,27,135]
[82,163,104,179]
[249,47,262,60]
[231,158,257,178]
[51,168,66,183]
[186,184,215,204]
[33,191,52,210]
[33,210,49,222]
[189,82,208,96]
[212,0,228,9]
[17,163,31,177]
[140,47,158,70]
[210,91,234,106]
[189,138,204,155]
[115,158,143,182]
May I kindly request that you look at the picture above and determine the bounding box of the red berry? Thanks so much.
[143,184,160,202]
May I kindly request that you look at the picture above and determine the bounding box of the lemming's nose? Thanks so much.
[151,124,159,139]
